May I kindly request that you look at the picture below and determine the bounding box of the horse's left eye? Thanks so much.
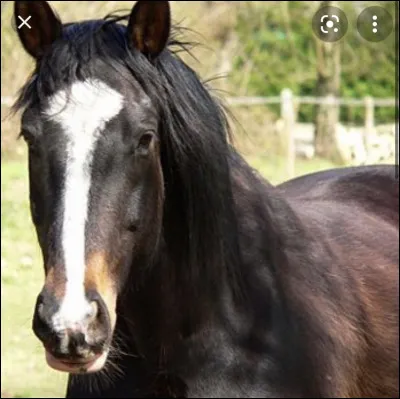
[136,132,154,155]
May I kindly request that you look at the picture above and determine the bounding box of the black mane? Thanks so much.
[14,14,245,308]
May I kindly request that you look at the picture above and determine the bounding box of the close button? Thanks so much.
[17,14,31,29]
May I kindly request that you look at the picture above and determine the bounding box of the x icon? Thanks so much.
[17,15,31,29]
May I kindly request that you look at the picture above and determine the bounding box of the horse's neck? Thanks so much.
[115,256,199,361]
[116,154,301,363]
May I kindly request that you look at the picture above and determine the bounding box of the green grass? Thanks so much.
[246,153,336,185]
[1,156,67,398]
[0,153,335,398]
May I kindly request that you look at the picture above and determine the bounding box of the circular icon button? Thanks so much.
[357,6,393,42]
[312,6,348,42]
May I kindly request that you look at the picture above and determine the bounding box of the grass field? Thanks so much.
[1,155,68,398]
[1,147,336,398]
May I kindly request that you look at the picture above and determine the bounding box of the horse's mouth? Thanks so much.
[45,350,109,374]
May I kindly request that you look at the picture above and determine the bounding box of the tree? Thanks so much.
[314,1,344,163]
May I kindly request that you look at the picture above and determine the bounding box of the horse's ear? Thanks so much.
[127,1,170,58]
[14,1,62,60]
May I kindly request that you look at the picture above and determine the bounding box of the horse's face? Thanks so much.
[14,0,170,374]
[22,77,163,373]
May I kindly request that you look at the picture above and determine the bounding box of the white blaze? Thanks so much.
[46,79,123,330]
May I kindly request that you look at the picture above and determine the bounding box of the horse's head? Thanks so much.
[14,0,171,374]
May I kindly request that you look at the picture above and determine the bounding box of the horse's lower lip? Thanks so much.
[60,359,94,365]
[45,350,108,374]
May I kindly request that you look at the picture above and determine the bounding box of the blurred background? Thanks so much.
[1,1,397,397]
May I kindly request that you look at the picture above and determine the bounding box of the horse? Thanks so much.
[12,1,399,397]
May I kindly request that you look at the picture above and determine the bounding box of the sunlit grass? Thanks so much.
[1,155,68,398]
[246,153,336,185]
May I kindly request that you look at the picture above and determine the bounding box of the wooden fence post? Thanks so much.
[364,96,374,154]
[281,88,295,179]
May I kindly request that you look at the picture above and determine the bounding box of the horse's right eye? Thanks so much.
[20,129,34,145]
[20,130,41,155]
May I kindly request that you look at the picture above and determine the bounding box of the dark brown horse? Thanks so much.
[13,1,398,397]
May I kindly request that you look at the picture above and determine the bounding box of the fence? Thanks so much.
[2,90,398,178]
[227,90,397,178]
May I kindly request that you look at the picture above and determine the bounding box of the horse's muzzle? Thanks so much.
[32,288,111,374]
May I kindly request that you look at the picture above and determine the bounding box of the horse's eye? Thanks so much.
[20,131,41,157]
[136,132,154,155]
[20,129,36,147]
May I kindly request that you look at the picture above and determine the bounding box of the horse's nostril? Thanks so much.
[37,302,46,321]
[87,301,98,323]
[33,291,57,339]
